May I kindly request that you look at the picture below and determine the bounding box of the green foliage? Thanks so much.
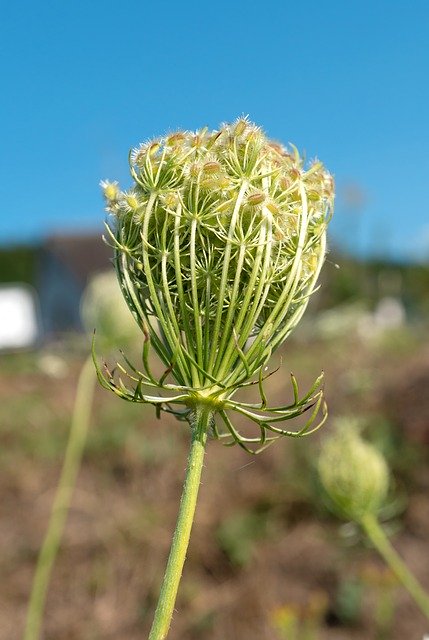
[334,566,398,639]
[0,245,36,285]
[216,508,272,566]
[0,390,69,462]
[334,577,364,625]
[317,251,429,317]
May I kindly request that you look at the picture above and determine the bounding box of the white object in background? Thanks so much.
[0,284,40,350]
[373,296,406,330]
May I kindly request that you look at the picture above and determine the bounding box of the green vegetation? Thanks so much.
[0,245,37,285]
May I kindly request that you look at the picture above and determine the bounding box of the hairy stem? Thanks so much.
[360,513,429,621]
[148,406,212,640]
[24,355,95,640]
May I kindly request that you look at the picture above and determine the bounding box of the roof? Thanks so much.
[42,232,113,286]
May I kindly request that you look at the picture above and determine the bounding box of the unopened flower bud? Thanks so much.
[166,132,186,147]
[124,193,139,211]
[318,422,389,521]
[233,118,248,136]
[247,191,266,206]
[161,191,181,209]
[148,141,161,156]
[279,176,290,191]
[202,161,222,175]
[100,180,119,201]
[266,200,280,215]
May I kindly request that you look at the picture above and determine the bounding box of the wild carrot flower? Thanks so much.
[95,118,334,640]
[97,118,334,452]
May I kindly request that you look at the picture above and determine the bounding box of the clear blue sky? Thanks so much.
[1,0,428,262]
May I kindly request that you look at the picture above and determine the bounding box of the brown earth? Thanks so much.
[1,329,428,640]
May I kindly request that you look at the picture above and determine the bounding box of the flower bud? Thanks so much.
[166,132,186,147]
[202,161,222,175]
[318,421,389,521]
[124,193,139,211]
[100,180,119,201]
[148,141,160,156]
[233,117,248,136]
[247,191,266,206]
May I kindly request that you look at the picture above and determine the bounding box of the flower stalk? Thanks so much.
[360,513,429,621]
[148,406,212,640]
[24,355,96,640]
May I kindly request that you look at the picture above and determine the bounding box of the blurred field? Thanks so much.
[1,308,429,639]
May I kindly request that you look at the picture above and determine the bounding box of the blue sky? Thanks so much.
[1,0,428,262]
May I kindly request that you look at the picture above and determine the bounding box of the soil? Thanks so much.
[1,331,429,640]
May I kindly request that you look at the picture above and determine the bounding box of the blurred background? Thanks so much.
[1,1,428,639]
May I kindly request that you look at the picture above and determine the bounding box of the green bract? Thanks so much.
[96,118,334,452]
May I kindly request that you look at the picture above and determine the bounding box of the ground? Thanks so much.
[1,324,429,640]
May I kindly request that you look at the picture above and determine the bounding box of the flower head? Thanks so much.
[318,420,389,521]
[96,119,334,452]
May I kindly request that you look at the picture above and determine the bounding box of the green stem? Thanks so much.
[148,406,211,640]
[24,355,96,640]
[360,513,429,621]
